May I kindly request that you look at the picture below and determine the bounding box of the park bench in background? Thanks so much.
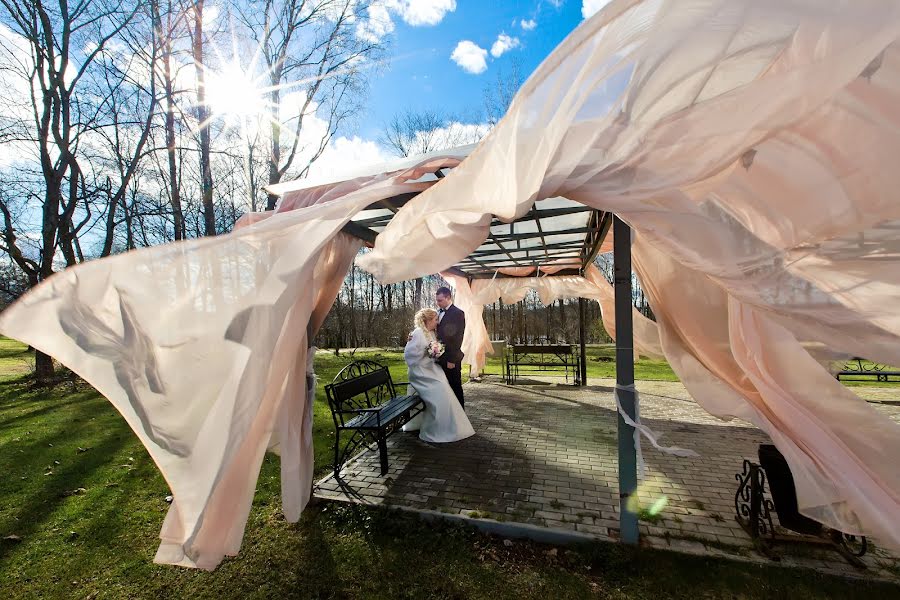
[735,444,868,568]
[325,360,423,477]
[836,357,900,383]
[505,344,581,385]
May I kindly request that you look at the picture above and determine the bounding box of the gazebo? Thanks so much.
[267,145,644,543]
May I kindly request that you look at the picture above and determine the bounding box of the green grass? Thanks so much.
[2,337,899,598]
[0,336,32,378]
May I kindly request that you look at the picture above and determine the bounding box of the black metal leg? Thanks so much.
[333,429,341,477]
[749,463,761,540]
[377,433,388,475]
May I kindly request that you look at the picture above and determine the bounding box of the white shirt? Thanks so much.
[438,301,453,323]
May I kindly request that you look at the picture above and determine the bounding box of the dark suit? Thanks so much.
[437,303,465,408]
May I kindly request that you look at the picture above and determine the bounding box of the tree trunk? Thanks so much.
[194,0,215,235]
[558,298,567,341]
[160,0,183,240]
[266,75,282,210]
[34,349,54,380]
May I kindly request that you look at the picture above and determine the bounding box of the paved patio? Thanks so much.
[314,376,900,580]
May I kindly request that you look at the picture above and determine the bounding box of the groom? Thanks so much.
[435,286,465,409]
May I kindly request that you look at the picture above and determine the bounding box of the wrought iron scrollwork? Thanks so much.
[735,457,868,568]
[734,460,775,541]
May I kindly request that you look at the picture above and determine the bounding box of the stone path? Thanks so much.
[314,376,900,581]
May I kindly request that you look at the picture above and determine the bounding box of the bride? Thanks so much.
[402,308,475,443]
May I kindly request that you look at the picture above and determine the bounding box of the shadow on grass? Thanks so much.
[0,389,133,562]
[0,390,96,430]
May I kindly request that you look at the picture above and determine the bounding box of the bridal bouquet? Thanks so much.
[426,340,445,360]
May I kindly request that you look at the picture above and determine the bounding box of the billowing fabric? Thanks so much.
[357,0,900,547]
[445,266,662,377]
[0,158,457,569]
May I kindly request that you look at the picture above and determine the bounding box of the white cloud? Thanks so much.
[355,0,456,42]
[308,135,391,179]
[520,18,537,31]
[582,0,613,19]
[389,0,457,27]
[450,41,488,74]
[490,34,521,58]
[202,5,219,27]
[356,4,395,43]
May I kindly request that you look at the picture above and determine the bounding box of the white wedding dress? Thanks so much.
[401,328,475,443]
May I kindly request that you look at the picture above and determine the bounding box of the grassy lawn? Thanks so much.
[1,337,899,599]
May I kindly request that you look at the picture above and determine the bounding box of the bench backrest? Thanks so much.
[509,344,576,360]
[325,360,397,425]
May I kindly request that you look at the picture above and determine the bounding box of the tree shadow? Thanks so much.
[0,393,136,562]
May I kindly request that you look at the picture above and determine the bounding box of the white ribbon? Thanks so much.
[614,383,699,480]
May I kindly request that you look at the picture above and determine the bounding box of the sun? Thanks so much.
[205,61,267,119]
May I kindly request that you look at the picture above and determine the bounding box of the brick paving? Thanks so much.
[314,376,900,581]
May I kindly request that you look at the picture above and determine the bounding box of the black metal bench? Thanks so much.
[324,360,424,477]
[735,444,868,568]
[836,357,900,383]
[505,344,581,385]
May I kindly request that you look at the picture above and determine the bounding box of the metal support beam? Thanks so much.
[613,215,639,545]
[578,296,587,386]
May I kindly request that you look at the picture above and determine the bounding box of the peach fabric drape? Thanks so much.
[0,159,455,569]
[448,266,663,377]
[357,0,900,547]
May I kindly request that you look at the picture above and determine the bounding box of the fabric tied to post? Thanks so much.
[614,384,699,480]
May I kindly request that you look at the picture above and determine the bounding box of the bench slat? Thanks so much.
[343,394,421,430]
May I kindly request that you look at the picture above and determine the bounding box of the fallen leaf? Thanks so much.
[2,535,22,543]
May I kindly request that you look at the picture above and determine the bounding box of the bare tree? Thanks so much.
[0,0,144,379]
[150,0,189,241]
[483,57,524,126]
[191,0,216,235]
[379,108,485,158]
[235,0,385,211]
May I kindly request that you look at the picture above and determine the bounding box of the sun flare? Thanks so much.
[206,62,267,119]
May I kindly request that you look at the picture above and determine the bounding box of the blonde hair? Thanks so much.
[414,308,438,332]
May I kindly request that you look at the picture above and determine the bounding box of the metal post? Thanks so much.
[578,296,587,386]
[613,215,639,545]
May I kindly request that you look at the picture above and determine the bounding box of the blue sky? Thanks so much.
[356,1,591,140]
